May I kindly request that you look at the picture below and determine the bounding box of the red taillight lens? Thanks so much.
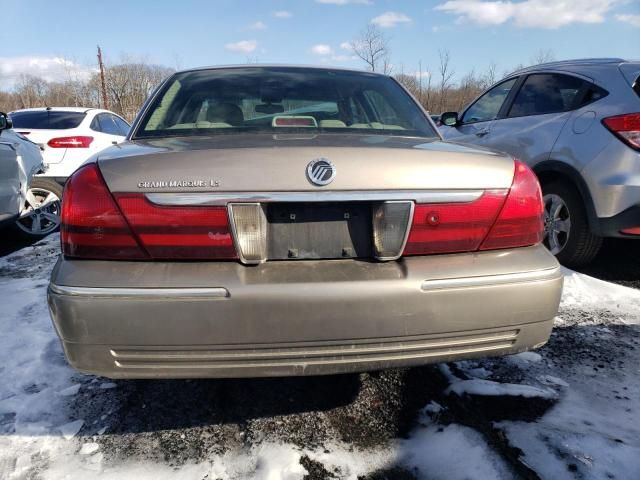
[621,227,640,235]
[403,160,543,256]
[602,113,640,150]
[47,136,94,148]
[403,191,507,255]
[62,165,237,260]
[479,160,544,250]
[114,194,237,260]
[61,164,147,259]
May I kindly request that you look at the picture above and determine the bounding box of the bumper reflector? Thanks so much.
[621,227,640,235]
[228,203,268,264]
[372,201,414,260]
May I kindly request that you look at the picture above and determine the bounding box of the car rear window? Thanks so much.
[9,111,86,129]
[134,67,437,139]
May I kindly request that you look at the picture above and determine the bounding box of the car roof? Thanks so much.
[9,107,116,115]
[509,58,632,76]
[174,64,386,77]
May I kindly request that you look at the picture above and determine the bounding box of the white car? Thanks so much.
[0,112,50,236]
[8,107,130,214]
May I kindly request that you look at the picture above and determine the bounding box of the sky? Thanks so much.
[0,0,638,88]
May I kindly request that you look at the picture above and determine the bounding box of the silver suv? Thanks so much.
[441,58,640,266]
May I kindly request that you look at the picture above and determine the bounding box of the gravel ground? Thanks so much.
[1,232,639,479]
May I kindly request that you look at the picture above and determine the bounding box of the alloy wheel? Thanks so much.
[543,193,571,255]
[15,188,62,236]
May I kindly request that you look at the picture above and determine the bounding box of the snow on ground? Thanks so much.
[1,235,639,479]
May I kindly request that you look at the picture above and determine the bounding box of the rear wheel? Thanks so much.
[542,181,601,267]
[15,178,63,238]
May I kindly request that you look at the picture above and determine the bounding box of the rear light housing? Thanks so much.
[227,203,268,263]
[602,113,640,150]
[373,201,414,259]
[61,164,147,259]
[47,136,94,148]
[61,164,237,260]
[403,160,543,256]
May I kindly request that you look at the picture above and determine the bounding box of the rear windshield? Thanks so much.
[134,67,437,139]
[9,111,86,129]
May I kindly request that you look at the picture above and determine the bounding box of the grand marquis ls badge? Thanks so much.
[306,158,336,186]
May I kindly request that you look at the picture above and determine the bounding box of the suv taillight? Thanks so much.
[403,160,543,256]
[61,164,237,260]
[602,113,640,150]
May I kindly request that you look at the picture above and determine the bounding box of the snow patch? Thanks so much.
[561,268,640,323]
[446,379,557,399]
[58,384,81,396]
[59,419,84,440]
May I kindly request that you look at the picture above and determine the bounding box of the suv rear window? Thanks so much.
[9,111,86,129]
[134,67,437,139]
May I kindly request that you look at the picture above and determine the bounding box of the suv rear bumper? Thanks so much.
[47,245,563,378]
[598,203,640,238]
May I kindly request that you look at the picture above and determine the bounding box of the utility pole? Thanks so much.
[97,45,108,110]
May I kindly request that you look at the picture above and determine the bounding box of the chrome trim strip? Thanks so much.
[146,190,483,206]
[421,267,562,291]
[49,284,229,299]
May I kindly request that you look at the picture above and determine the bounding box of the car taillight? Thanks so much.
[403,160,543,256]
[61,164,237,260]
[61,164,147,259]
[114,194,237,260]
[602,113,640,150]
[47,136,94,148]
[479,161,544,250]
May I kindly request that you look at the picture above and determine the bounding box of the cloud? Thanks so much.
[616,13,640,27]
[434,0,617,29]
[310,44,334,56]
[273,10,293,18]
[339,41,352,50]
[0,56,96,88]
[224,40,258,53]
[371,11,412,28]
[316,0,372,4]
[247,21,267,30]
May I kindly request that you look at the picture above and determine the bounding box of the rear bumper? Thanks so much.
[47,245,563,378]
[598,203,640,238]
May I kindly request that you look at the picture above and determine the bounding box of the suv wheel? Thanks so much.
[15,178,63,238]
[542,181,602,267]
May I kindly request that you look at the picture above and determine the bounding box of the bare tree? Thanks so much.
[437,50,455,113]
[530,48,556,66]
[351,25,391,74]
[481,62,498,89]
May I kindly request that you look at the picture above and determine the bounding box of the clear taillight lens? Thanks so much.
[373,201,414,259]
[602,113,640,150]
[228,203,268,264]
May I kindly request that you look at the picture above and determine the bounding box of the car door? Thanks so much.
[481,73,587,166]
[441,77,519,146]
[90,113,124,153]
[0,134,20,221]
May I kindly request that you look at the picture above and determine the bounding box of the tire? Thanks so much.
[542,181,602,267]
[14,177,64,238]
